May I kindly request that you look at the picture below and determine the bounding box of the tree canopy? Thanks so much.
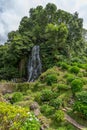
[0,3,86,80]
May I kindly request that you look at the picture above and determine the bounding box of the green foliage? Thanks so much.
[69,66,80,74]
[0,66,19,80]
[0,102,40,130]
[60,62,69,70]
[35,92,42,104]
[66,74,75,83]
[76,91,87,104]
[73,101,87,119]
[77,72,83,77]
[49,98,62,109]
[73,91,87,119]
[11,92,23,103]
[54,110,65,122]
[0,3,85,80]
[45,74,58,85]
[71,79,83,94]
[40,104,55,116]
[41,89,53,101]
[15,83,30,92]
[40,67,59,83]
[21,114,40,130]
[58,84,69,90]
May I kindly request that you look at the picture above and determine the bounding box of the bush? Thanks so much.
[39,67,59,83]
[45,74,58,86]
[15,83,30,92]
[58,84,69,90]
[49,98,62,109]
[40,104,55,116]
[41,89,53,101]
[64,74,75,83]
[61,62,69,70]
[0,102,40,130]
[84,64,87,71]
[83,72,87,77]
[11,92,23,103]
[54,110,65,122]
[71,79,83,94]
[76,91,87,104]
[77,72,83,77]
[69,66,80,74]
[35,92,42,104]
[21,113,40,130]
[73,101,87,119]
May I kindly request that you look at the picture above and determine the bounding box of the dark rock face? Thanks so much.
[28,46,42,82]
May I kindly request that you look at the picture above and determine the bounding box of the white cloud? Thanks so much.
[0,0,87,44]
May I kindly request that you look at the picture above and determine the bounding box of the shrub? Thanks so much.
[70,57,82,63]
[49,98,62,109]
[71,79,83,94]
[64,74,75,83]
[39,67,59,83]
[76,91,87,104]
[54,110,65,122]
[41,89,58,102]
[40,104,54,116]
[80,78,87,85]
[35,92,42,104]
[0,102,40,130]
[77,72,83,77]
[83,72,87,77]
[73,101,87,119]
[77,63,85,69]
[32,82,40,91]
[58,84,69,90]
[45,74,58,86]
[21,113,40,130]
[84,64,87,71]
[11,92,23,103]
[15,83,30,92]
[69,66,80,74]
[61,62,69,70]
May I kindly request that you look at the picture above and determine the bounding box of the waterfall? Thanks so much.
[28,45,42,82]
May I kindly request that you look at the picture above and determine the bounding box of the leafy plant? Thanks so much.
[54,110,65,122]
[41,89,53,101]
[11,92,23,103]
[58,84,69,90]
[0,102,40,130]
[49,98,62,109]
[40,104,55,116]
[69,66,80,74]
[45,74,58,86]
[71,79,83,95]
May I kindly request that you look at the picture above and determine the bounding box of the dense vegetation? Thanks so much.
[0,3,87,80]
[0,3,87,130]
[1,63,87,129]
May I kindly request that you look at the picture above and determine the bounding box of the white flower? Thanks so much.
[27,112,30,114]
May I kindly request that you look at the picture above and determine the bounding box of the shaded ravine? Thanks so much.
[63,109,87,130]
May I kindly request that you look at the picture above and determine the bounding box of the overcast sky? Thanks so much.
[0,0,87,44]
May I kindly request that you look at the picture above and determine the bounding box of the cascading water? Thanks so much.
[28,45,42,82]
